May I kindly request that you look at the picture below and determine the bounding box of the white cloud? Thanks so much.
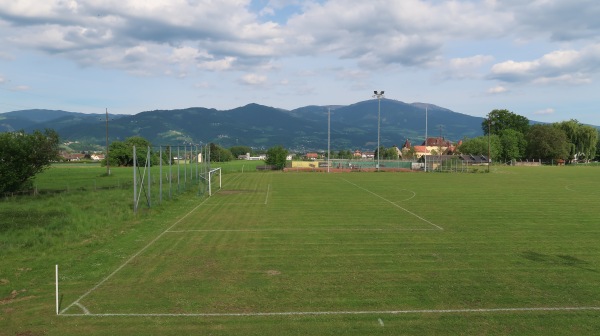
[169,46,210,64]
[194,81,212,89]
[442,55,494,80]
[335,69,369,81]
[13,85,30,91]
[489,43,600,84]
[532,74,592,85]
[198,57,237,71]
[0,51,14,60]
[534,108,555,115]
[487,85,508,94]
[2,0,599,80]
[1,0,600,123]
[239,73,267,86]
[284,0,509,69]
[498,0,600,41]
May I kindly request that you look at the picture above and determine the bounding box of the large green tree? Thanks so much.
[104,136,164,167]
[209,143,233,162]
[229,146,252,158]
[374,146,399,160]
[554,120,598,163]
[498,129,527,162]
[596,133,600,161]
[458,135,501,162]
[265,145,288,170]
[483,109,530,135]
[0,129,60,193]
[525,124,570,161]
[337,149,352,159]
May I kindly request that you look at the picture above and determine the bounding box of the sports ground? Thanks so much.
[49,166,600,334]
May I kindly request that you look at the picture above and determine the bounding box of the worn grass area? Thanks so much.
[2,166,600,335]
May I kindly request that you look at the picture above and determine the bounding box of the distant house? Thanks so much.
[363,151,375,159]
[305,152,319,160]
[402,137,460,158]
[239,153,266,160]
[61,152,85,161]
[90,153,105,161]
[352,150,374,159]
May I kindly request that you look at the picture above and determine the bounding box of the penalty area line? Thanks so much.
[58,180,235,315]
[165,228,439,233]
[58,306,600,317]
[341,178,443,231]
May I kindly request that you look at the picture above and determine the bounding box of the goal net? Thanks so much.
[199,167,221,196]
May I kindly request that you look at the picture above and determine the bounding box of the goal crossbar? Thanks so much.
[207,168,221,196]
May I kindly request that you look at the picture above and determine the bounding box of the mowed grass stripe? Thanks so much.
[78,229,599,313]
[66,167,600,316]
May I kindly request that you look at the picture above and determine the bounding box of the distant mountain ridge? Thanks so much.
[0,100,573,151]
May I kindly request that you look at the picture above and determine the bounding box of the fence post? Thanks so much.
[159,146,163,204]
[133,145,137,213]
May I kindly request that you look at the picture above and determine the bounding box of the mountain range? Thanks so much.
[0,100,501,151]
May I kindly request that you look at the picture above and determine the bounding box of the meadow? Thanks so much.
[1,164,599,335]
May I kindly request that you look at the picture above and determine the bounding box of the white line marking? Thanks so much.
[74,302,91,315]
[341,178,443,231]
[166,228,438,233]
[378,318,384,326]
[394,189,416,203]
[200,203,267,206]
[265,184,270,205]
[60,174,245,315]
[58,306,600,317]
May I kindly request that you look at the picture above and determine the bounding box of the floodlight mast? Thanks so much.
[372,91,385,172]
[327,107,331,173]
[105,108,110,176]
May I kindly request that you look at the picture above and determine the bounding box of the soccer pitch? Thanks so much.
[58,167,600,333]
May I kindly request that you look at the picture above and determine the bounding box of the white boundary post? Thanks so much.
[159,146,162,204]
[219,168,222,189]
[147,147,151,208]
[133,146,137,213]
[55,264,59,315]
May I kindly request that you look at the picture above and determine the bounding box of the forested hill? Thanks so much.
[1,100,531,150]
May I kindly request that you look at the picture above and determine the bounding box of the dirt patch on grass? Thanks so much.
[266,270,281,276]
[15,331,46,336]
[0,289,35,306]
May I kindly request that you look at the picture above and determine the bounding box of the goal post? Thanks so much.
[207,167,221,196]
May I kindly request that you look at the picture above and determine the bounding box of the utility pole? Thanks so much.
[105,108,110,176]
[425,105,428,172]
[488,116,491,172]
[327,107,331,173]
[372,91,385,171]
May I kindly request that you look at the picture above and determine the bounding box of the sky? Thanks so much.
[1,0,599,125]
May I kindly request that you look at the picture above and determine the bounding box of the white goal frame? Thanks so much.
[208,168,221,196]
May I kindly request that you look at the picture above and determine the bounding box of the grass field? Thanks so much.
[2,166,600,335]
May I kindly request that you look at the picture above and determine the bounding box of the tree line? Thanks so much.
[459,109,599,163]
[2,109,599,194]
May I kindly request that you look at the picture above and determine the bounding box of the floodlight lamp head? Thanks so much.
[374,90,377,94]
[381,91,384,95]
